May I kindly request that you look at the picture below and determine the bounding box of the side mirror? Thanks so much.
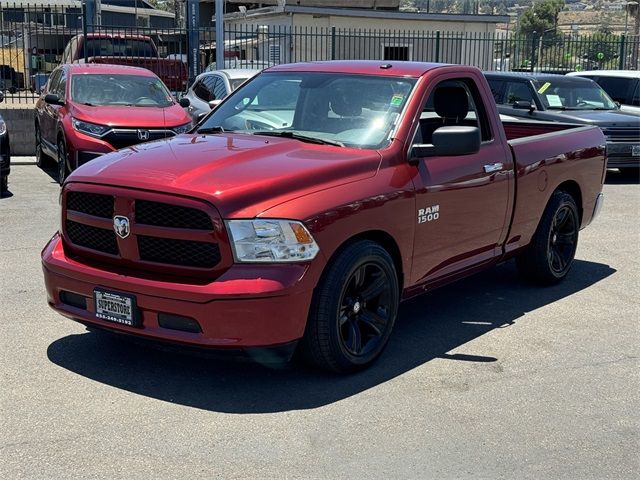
[513,100,535,113]
[44,93,64,106]
[411,126,481,161]
[179,97,190,108]
[209,99,222,109]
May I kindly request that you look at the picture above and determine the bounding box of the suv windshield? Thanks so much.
[71,74,174,107]
[533,78,617,110]
[200,72,416,149]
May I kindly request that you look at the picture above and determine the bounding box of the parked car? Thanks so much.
[182,69,260,121]
[0,64,25,93]
[42,61,606,372]
[35,63,192,184]
[0,92,10,195]
[485,72,640,173]
[204,59,275,72]
[61,33,189,93]
[566,70,640,114]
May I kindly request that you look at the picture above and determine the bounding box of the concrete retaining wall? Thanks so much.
[1,108,35,156]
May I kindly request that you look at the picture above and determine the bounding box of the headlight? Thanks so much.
[226,219,320,263]
[173,122,192,134]
[72,118,109,137]
[0,118,6,136]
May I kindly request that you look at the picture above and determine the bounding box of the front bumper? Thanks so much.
[606,142,639,168]
[42,233,316,349]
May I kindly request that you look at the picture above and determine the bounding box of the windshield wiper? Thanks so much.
[197,126,225,134]
[252,131,344,147]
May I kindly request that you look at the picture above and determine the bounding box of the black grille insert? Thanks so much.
[103,130,175,150]
[138,236,220,268]
[67,191,114,218]
[136,200,213,230]
[66,220,118,255]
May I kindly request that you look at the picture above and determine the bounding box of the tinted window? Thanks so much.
[533,78,616,110]
[595,77,634,104]
[213,77,227,100]
[632,81,640,106]
[487,79,505,103]
[84,38,155,57]
[192,79,210,101]
[504,81,534,104]
[47,69,62,94]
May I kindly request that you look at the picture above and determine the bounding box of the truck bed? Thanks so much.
[503,122,606,256]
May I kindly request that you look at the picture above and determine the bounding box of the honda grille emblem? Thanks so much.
[113,216,130,239]
[137,129,150,141]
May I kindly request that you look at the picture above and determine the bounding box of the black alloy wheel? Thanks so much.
[547,204,578,276]
[338,263,393,357]
[516,190,579,285]
[302,240,399,373]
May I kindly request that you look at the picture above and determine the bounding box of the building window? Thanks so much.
[383,45,411,61]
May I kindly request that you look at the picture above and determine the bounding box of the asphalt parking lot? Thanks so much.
[1,161,638,479]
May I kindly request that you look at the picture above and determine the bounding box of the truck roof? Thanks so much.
[63,63,158,77]
[267,60,453,77]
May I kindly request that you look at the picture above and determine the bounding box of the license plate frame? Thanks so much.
[632,145,640,157]
[93,288,140,327]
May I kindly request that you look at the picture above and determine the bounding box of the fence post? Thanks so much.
[618,34,626,70]
[435,31,440,62]
[331,26,336,60]
[186,0,200,85]
[530,34,537,70]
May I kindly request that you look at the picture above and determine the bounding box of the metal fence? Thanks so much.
[1,3,639,103]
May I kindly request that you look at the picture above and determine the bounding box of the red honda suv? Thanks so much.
[35,64,192,184]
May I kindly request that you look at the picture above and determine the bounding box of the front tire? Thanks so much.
[57,139,69,185]
[516,190,579,285]
[302,240,399,373]
[0,175,7,195]
[35,125,52,169]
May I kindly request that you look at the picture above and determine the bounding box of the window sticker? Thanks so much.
[390,94,404,106]
[546,94,562,107]
[538,82,551,94]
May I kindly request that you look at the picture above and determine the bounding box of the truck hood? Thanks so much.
[71,103,191,129]
[68,133,381,218]
[544,109,640,126]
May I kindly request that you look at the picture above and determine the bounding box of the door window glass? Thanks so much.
[504,82,534,105]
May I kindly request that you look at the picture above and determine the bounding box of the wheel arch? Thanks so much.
[323,229,405,293]
[554,180,583,223]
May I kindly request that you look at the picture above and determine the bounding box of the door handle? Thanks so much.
[483,162,504,173]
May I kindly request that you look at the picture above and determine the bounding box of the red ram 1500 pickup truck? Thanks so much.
[61,33,188,93]
[41,61,606,373]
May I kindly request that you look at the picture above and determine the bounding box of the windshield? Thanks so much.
[199,72,416,149]
[534,78,617,110]
[71,74,174,107]
[85,38,154,57]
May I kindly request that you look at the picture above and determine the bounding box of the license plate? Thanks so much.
[93,289,140,327]
[633,145,640,157]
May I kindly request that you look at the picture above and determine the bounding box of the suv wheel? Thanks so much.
[57,139,69,185]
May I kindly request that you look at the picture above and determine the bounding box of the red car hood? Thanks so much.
[68,133,381,218]
[71,103,191,128]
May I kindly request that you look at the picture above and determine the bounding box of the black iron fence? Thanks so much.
[1,2,639,103]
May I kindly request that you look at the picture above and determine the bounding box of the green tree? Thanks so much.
[517,0,565,37]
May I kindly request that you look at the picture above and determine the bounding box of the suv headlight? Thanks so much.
[226,219,320,263]
[173,122,192,134]
[72,118,109,137]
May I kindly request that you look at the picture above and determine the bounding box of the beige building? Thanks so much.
[222,4,509,69]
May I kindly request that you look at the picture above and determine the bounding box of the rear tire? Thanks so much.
[0,175,7,195]
[516,190,579,285]
[301,240,399,373]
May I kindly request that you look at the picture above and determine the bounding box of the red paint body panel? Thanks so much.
[41,62,606,349]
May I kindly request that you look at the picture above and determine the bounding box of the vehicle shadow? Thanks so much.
[47,259,615,413]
